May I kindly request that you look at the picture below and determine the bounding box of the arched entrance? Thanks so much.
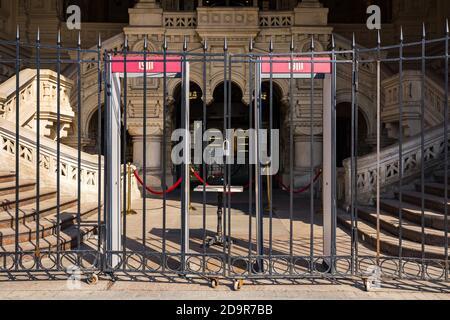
[336,102,369,167]
[87,106,133,162]
[171,80,285,186]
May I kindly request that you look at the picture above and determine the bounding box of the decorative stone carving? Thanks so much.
[382,70,445,138]
[0,69,74,140]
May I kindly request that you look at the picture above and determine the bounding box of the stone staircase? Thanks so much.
[0,171,99,254]
[338,170,449,260]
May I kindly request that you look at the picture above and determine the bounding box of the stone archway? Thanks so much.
[335,102,370,167]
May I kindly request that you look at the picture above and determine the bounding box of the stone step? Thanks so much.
[0,196,78,229]
[0,188,57,212]
[433,170,450,184]
[0,203,98,247]
[357,207,450,246]
[415,182,450,198]
[0,179,36,196]
[0,172,17,183]
[380,199,448,231]
[396,191,450,213]
[337,211,446,260]
[0,224,98,269]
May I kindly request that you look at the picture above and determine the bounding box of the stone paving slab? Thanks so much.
[0,279,448,300]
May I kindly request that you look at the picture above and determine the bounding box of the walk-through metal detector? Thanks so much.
[105,54,186,267]
[258,56,333,262]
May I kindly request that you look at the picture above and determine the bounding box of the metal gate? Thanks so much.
[0,27,449,285]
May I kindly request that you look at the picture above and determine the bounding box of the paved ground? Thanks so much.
[1,193,448,300]
[0,277,448,300]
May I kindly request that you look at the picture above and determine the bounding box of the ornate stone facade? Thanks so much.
[1,0,449,194]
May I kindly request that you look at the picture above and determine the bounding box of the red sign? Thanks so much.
[261,56,331,78]
[111,55,182,76]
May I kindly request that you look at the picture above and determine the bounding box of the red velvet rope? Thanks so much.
[134,167,320,196]
[133,167,209,195]
[274,170,322,194]
[133,170,182,195]
[190,167,209,186]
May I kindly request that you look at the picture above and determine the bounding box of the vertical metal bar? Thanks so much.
[254,58,264,269]
[353,34,360,272]
[162,36,168,273]
[289,37,294,274]
[122,35,128,270]
[331,34,337,274]
[350,35,356,273]
[376,30,381,263]
[14,26,20,270]
[222,38,228,264]
[420,24,426,279]
[56,30,62,270]
[309,37,315,273]
[248,38,254,268]
[398,27,404,276]
[103,50,109,270]
[444,20,449,282]
[268,37,274,268]
[227,50,232,271]
[96,35,102,264]
[35,29,41,261]
[202,39,207,273]
[76,33,82,254]
[181,37,190,271]
[142,36,148,270]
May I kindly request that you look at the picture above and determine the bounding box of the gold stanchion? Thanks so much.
[189,166,197,211]
[126,162,138,215]
[264,165,276,213]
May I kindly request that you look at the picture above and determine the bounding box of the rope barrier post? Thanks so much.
[126,163,137,215]
[189,166,197,211]
[264,164,276,213]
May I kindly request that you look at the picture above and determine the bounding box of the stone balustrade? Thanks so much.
[160,9,295,30]
[164,12,197,28]
[259,11,293,28]
[0,118,101,202]
[344,124,449,205]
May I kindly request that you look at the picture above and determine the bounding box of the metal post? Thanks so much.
[105,54,122,269]
[322,73,333,267]
[181,41,191,266]
[376,30,381,263]
[254,59,264,268]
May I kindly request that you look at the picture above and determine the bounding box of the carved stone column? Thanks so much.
[129,124,165,188]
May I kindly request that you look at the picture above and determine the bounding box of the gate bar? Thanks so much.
[181,39,190,267]
[254,59,264,264]
[105,53,122,268]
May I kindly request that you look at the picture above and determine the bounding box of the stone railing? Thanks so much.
[0,69,74,140]
[0,118,101,202]
[163,12,197,28]
[259,11,293,28]
[344,124,449,204]
[382,71,446,137]
[162,10,294,29]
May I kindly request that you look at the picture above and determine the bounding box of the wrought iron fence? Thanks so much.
[0,24,448,287]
